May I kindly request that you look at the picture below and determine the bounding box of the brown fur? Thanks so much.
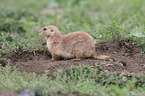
[38,25,115,61]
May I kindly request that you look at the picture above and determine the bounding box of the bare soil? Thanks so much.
[1,39,145,76]
[0,90,18,96]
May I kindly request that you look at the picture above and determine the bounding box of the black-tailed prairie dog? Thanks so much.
[38,25,115,61]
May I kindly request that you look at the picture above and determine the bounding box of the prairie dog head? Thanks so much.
[38,25,61,38]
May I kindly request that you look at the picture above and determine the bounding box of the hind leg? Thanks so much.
[72,55,83,61]
[51,54,60,61]
[72,51,84,61]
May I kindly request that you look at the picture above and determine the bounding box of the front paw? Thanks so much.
[51,58,55,62]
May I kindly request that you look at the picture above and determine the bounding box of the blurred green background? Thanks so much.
[0,0,145,56]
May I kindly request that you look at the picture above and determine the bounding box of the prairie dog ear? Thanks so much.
[48,26,61,36]
[48,25,60,32]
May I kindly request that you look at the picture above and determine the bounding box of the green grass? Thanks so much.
[0,0,145,95]
[0,64,145,96]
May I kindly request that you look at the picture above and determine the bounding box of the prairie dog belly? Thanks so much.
[62,51,75,59]
[46,39,52,52]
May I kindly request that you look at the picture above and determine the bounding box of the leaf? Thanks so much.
[130,27,145,37]
[57,68,63,73]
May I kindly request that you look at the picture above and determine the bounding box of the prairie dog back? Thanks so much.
[62,31,95,52]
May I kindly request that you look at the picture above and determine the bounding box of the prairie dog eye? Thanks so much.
[43,28,47,31]
[51,29,53,32]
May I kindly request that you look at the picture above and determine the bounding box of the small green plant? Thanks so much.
[96,59,124,68]
[127,26,145,53]
[53,64,142,88]
[0,32,46,57]
[0,33,14,56]
[105,18,127,40]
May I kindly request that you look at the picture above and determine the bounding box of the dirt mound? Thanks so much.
[96,39,141,55]
[1,39,145,75]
